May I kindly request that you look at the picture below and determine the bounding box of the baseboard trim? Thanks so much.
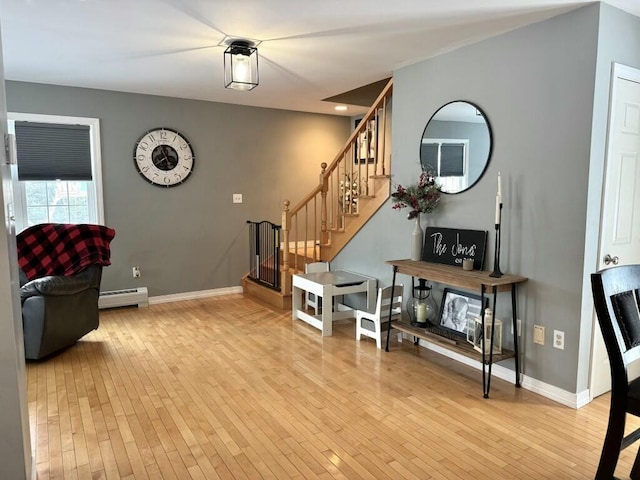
[414,336,586,409]
[149,286,243,305]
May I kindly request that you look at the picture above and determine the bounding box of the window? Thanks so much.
[8,113,104,233]
[421,138,469,193]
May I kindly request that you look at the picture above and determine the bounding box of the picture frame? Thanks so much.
[437,288,488,339]
[354,117,376,164]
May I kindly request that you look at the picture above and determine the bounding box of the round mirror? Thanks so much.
[419,101,492,194]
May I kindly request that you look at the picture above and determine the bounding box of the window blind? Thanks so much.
[15,121,92,181]
[420,143,439,172]
[440,143,465,177]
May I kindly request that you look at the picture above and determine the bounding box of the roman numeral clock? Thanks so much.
[133,127,194,187]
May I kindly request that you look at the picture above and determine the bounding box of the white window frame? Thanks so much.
[421,138,469,176]
[421,138,470,192]
[8,113,104,231]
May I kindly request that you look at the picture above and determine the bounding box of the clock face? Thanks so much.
[134,128,194,187]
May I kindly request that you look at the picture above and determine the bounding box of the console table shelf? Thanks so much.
[385,259,528,398]
[386,260,527,292]
[393,320,516,364]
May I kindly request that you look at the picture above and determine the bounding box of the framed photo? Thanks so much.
[354,118,376,164]
[437,288,488,338]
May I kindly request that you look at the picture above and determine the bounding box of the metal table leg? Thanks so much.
[385,266,398,352]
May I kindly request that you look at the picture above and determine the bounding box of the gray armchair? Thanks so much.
[20,265,103,360]
[16,223,115,360]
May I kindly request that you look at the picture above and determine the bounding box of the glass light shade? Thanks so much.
[224,41,259,91]
[232,54,251,85]
[406,279,437,327]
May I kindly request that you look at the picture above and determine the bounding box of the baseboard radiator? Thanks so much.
[99,287,149,309]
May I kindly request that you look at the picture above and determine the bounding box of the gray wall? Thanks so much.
[334,5,603,393]
[6,82,350,296]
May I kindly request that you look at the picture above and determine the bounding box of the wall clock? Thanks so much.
[133,127,194,187]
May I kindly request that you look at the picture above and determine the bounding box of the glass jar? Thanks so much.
[406,279,438,327]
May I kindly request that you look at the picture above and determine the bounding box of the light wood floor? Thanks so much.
[27,294,638,479]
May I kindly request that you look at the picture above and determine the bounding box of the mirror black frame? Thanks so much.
[419,100,493,195]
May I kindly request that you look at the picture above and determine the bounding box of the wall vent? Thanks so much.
[99,287,149,309]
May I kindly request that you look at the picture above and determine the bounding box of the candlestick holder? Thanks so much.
[490,203,503,278]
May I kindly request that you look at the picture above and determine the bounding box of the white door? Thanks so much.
[590,63,640,399]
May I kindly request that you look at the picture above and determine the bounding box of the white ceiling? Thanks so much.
[1,0,638,116]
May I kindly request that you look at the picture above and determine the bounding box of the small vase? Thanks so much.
[411,215,423,261]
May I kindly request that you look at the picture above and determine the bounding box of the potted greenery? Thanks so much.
[391,171,442,260]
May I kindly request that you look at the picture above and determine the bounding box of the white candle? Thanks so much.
[497,172,502,203]
[416,302,427,323]
[495,194,501,225]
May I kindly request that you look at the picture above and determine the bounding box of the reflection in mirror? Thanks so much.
[420,101,492,194]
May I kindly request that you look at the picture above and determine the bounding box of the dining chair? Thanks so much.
[355,284,403,349]
[305,262,329,314]
[591,264,640,479]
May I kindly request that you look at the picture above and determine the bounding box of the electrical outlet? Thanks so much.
[232,193,243,204]
[533,324,545,345]
[553,330,565,350]
[132,266,141,278]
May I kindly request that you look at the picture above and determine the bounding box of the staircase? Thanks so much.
[242,79,393,309]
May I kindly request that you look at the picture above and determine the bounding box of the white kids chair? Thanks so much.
[355,284,404,349]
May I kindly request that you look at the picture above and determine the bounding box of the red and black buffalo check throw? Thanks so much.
[17,223,116,281]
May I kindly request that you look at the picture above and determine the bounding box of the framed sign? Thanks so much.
[422,226,487,269]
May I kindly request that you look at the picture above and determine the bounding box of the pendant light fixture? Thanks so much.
[224,40,259,91]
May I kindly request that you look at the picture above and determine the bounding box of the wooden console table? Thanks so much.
[384,259,528,398]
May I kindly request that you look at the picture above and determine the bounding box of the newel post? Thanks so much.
[281,200,292,295]
[320,162,329,245]
[281,200,290,273]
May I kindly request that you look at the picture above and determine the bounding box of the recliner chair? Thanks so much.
[17,223,115,360]
[20,264,103,360]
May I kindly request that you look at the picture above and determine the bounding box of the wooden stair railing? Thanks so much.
[279,79,394,296]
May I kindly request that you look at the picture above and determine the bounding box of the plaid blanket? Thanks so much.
[17,223,116,281]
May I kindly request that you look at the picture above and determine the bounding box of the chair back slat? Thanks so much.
[592,265,640,379]
[305,262,329,274]
[611,290,640,350]
[379,285,403,317]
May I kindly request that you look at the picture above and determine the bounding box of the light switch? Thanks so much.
[233,193,243,204]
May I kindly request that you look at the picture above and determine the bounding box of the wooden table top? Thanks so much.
[385,259,527,292]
